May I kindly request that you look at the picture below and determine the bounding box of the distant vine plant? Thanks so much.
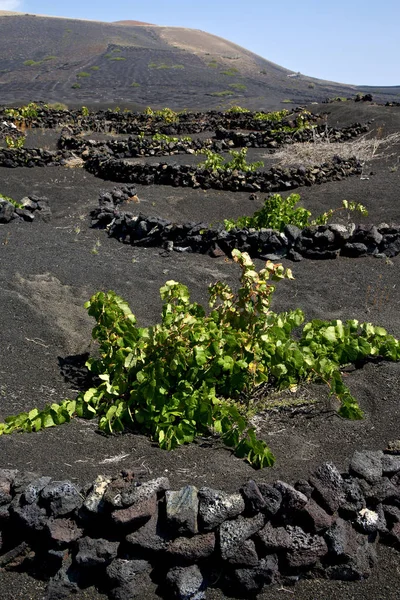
[0,251,399,468]
[224,193,368,232]
[198,148,264,172]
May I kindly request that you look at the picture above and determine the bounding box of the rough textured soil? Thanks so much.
[0,102,399,598]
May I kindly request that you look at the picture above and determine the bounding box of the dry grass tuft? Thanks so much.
[271,131,400,168]
[63,154,85,168]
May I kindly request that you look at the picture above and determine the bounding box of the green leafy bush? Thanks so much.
[224,194,368,232]
[77,72,90,78]
[254,109,290,122]
[144,107,179,124]
[227,105,250,113]
[4,136,25,149]
[198,148,264,172]
[5,102,39,120]
[23,59,42,67]
[1,251,399,469]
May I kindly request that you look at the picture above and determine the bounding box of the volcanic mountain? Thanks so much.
[0,11,399,109]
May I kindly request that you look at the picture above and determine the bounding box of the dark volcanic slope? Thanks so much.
[0,12,399,109]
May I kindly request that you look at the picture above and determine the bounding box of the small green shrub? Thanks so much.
[152,133,179,144]
[109,57,126,61]
[227,105,250,113]
[144,107,179,124]
[229,84,247,91]
[23,59,42,67]
[5,102,39,120]
[90,66,100,71]
[308,83,315,89]
[254,110,290,122]
[81,106,89,117]
[71,83,81,89]
[282,99,293,103]
[221,68,239,76]
[207,61,218,68]
[130,82,140,87]
[224,194,368,232]
[198,148,263,172]
[77,72,90,78]
[4,136,25,149]
[211,90,235,97]
[43,56,57,61]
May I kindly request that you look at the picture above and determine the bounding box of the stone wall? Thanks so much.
[85,155,362,193]
[58,122,368,158]
[0,446,399,599]
[0,148,70,168]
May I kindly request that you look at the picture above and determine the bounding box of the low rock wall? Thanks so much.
[58,122,368,158]
[0,107,322,136]
[0,148,71,168]
[0,446,399,599]
[85,155,362,193]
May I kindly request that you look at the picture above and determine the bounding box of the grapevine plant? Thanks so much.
[0,251,399,468]
[224,193,368,232]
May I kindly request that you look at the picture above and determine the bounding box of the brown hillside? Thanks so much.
[0,11,399,109]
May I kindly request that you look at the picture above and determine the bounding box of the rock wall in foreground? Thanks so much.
[0,446,399,599]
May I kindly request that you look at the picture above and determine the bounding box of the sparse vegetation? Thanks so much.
[210,90,235,97]
[130,82,141,87]
[4,136,25,149]
[90,66,100,71]
[221,68,239,76]
[148,62,184,70]
[71,83,81,89]
[109,57,126,61]
[227,105,250,113]
[254,109,290,122]
[23,60,42,67]
[229,83,247,91]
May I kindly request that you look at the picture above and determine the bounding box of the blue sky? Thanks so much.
[1,0,398,86]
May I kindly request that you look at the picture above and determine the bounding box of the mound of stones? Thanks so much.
[91,185,400,261]
[0,194,51,223]
[0,446,399,599]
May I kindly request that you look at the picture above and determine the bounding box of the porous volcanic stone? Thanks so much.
[166,564,206,600]
[219,513,265,560]
[40,481,83,516]
[350,450,384,484]
[75,536,119,568]
[198,487,245,531]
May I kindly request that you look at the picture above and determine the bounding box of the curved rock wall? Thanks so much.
[85,156,362,193]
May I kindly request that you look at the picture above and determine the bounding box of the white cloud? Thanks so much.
[0,0,24,10]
